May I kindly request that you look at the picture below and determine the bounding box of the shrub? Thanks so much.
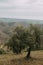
[0,49,6,54]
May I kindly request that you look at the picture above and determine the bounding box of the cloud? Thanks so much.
[0,0,43,19]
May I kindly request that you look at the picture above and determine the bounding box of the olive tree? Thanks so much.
[6,25,41,58]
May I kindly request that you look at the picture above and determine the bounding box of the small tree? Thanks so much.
[6,25,41,58]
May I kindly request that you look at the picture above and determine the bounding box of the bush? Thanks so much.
[0,49,6,54]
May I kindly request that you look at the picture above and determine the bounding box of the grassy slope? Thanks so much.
[0,51,43,65]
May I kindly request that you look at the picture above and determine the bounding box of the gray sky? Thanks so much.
[0,0,43,19]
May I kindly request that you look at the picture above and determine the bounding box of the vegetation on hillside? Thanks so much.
[5,24,41,58]
[0,20,43,65]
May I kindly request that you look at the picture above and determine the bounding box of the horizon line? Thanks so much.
[0,17,43,20]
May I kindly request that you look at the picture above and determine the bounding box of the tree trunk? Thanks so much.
[26,47,31,58]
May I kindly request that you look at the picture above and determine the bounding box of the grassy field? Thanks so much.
[0,51,43,65]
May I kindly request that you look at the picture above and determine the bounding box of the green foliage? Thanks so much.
[30,24,41,49]
[6,25,41,54]
[0,49,6,54]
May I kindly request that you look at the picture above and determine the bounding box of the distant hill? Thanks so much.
[0,18,43,24]
[0,18,43,44]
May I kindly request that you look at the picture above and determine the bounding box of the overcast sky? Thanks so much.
[0,0,43,19]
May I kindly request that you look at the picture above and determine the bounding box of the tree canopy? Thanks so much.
[6,24,41,57]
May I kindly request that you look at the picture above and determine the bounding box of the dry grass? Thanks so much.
[0,50,43,65]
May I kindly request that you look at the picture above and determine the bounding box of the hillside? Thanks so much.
[0,18,43,44]
[0,22,28,44]
[0,51,43,65]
